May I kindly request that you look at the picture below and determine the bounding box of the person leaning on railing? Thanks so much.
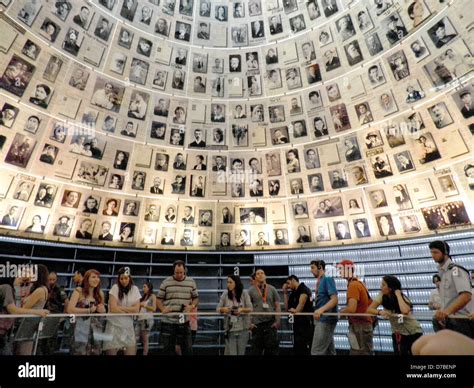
[367,275,423,355]
[0,276,49,355]
[217,275,252,355]
[66,269,106,355]
[14,264,50,356]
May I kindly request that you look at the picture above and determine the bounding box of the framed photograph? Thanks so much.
[353,218,371,238]
[39,144,59,165]
[334,221,351,240]
[387,50,410,81]
[318,26,333,47]
[129,58,149,85]
[75,218,95,240]
[315,223,331,242]
[118,223,136,243]
[5,133,36,168]
[198,209,213,227]
[21,40,41,60]
[11,179,34,202]
[39,18,61,43]
[347,197,365,215]
[265,48,279,65]
[190,175,206,197]
[415,132,441,164]
[383,124,405,148]
[371,154,394,178]
[152,70,168,90]
[240,207,266,224]
[0,103,19,128]
[29,83,53,109]
[348,165,368,186]
[382,13,408,45]
[94,17,113,41]
[427,17,457,49]
[109,52,127,75]
[409,38,430,62]
[76,161,109,186]
[69,65,90,91]
[91,78,124,112]
[308,173,324,193]
[400,215,421,234]
[266,152,282,176]
[344,40,364,66]
[285,67,302,90]
[161,227,176,245]
[289,178,304,195]
[154,153,169,171]
[313,196,344,219]
[437,174,459,197]
[392,184,413,210]
[376,214,396,237]
[367,63,386,87]
[405,81,425,104]
[428,102,454,129]
[329,169,348,189]
[34,183,57,208]
[52,215,74,237]
[23,212,49,234]
[0,55,35,97]
[394,150,415,173]
[155,18,170,36]
[118,27,134,49]
[62,28,83,56]
[250,104,264,122]
[123,199,140,217]
[292,201,309,219]
[274,229,289,245]
[330,104,351,132]
[336,14,356,42]
[365,32,384,56]
[422,201,470,230]
[17,1,42,26]
[313,115,329,138]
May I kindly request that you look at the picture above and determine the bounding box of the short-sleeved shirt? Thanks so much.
[315,275,338,323]
[346,279,371,324]
[248,284,280,325]
[157,276,198,324]
[374,292,422,336]
[287,282,313,326]
[108,284,141,327]
[438,259,472,316]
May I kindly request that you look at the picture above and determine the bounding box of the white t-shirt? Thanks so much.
[108,284,141,327]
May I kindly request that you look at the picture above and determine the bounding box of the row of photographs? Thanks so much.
[1,119,472,199]
[1,1,464,99]
[3,0,441,49]
[0,194,471,247]
[2,159,473,219]
[0,43,472,153]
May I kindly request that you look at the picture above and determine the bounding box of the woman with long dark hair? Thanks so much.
[367,275,423,355]
[67,269,106,355]
[14,264,50,355]
[103,267,141,355]
[137,281,156,355]
[0,274,49,355]
[217,275,252,355]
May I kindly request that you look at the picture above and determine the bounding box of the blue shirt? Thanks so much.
[315,276,338,323]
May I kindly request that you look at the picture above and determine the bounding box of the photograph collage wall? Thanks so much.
[0,0,472,250]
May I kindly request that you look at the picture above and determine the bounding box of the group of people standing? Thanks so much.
[0,240,472,356]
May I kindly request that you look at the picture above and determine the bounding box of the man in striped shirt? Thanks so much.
[157,260,199,355]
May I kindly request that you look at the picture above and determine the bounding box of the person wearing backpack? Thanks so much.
[429,240,473,339]
[338,260,374,355]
